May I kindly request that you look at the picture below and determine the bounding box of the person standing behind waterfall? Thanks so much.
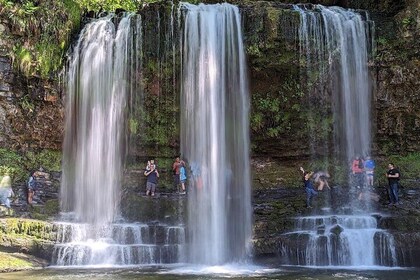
[386,163,400,206]
[172,157,181,192]
[144,162,159,197]
[364,156,375,188]
[351,156,364,187]
[27,170,37,206]
[313,171,331,191]
[300,167,317,208]
[179,161,187,194]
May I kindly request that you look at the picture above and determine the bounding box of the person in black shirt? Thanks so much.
[144,162,159,196]
[300,167,317,208]
[386,163,400,205]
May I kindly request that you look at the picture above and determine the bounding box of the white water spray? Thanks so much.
[295,5,374,161]
[61,15,131,224]
[180,3,252,265]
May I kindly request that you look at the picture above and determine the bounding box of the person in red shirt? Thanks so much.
[351,156,364,187]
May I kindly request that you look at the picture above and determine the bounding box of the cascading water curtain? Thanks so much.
[180,3,252,265]
[295,5,374,162]
[61,15,133,224]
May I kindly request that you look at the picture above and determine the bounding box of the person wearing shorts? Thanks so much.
[144,163,159,196]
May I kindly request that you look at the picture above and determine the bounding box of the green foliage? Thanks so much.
[1,0,81,78]
[0,252,34,270]
[0,166,17,177]
[20,95,35,113]
[376,36,388,46]
[247,45,262,57]
[21,1,39,15]
[138,95,178,150]
[2,218,55,238]
[129,118,139,134]
[35,40,63,77]
[0,149,23,180]
[0,149,61,183]
[402,17,414,27]
[30,199,60,220]
[250,80,305,139]
[26,150,62,172]
[73,0,142,12]
[12,46,32,76]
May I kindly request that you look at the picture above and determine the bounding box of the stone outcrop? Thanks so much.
[252,185,420,267]
[0,4,68,151]
[0,218,56,261]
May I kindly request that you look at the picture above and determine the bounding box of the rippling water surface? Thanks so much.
[2,265,419,280]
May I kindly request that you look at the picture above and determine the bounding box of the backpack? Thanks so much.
[28,176,36,190]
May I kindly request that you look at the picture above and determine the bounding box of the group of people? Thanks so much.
[300,157,402,208]
[0,169,43,211]
[351,156,376,188]
[143,157,188,196]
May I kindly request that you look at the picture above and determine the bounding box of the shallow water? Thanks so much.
[2,265,419,280]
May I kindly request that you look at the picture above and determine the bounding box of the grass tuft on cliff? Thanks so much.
[0,0,82,79]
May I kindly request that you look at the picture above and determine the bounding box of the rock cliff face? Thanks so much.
[0,48,64,150]
[0,0,418,160]
[0,0,80,151]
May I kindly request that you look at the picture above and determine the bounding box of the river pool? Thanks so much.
[1,265,419,280]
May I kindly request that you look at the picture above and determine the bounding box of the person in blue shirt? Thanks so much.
[364,156,375,188]
[179,161,187,194]
[300,167,317,208]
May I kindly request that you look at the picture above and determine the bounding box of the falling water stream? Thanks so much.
[51,1,401,271]
[55,14,185,266]
[179,3,252,265]
[60,15,129,225]
[278,5,397,268]
[54,3,252,267]
[295,5,374,161]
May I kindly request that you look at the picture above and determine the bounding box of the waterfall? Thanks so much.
[52,222,186,265]
[295,5,374,161]
[179,3,252,265]
[277,6,398,267]
[279,215,397,266]
[61,15,131,224]
[55,13,186,266]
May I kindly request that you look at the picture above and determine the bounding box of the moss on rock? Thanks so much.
[0,252,34,272]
